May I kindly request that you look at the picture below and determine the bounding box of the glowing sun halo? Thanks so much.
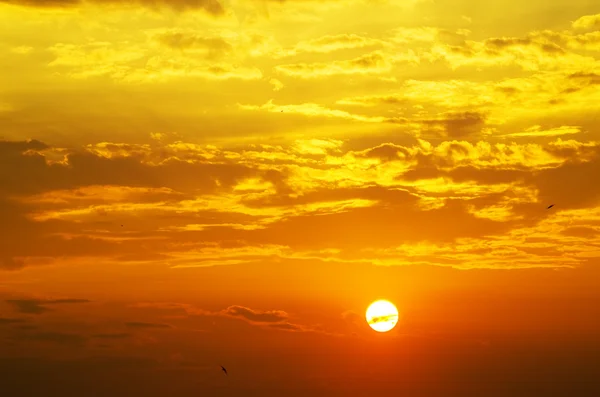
[366,300,399,332]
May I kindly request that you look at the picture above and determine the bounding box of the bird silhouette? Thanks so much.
[221,365,228,375]
[547,204,554,209]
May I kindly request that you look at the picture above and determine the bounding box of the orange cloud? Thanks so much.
[1,136,600,272]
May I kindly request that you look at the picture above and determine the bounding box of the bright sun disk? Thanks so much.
[366,299,398,332]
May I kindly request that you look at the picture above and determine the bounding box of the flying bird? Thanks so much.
[547,204,554,209]
[221,365,228,375]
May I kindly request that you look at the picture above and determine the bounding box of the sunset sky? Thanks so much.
[1,0,600,395]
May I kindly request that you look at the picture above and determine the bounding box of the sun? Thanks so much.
[366,300,399,332]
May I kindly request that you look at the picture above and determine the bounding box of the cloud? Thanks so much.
[293,34,388,54]
[238,99,405,123]
[10,45,33,54]
[267,322,308,331]
[153,31,233,58]
[92,333,132,339]
[0,139,258,196]
[561,226,599,238]
[337,94,409,107]
[46,40,262,82]
[336,69,600,131]
[218,305,328,333]
[572,13,600,30]
[426,30,598,72]
[529,29,600,52]
[136,302,323,333]
[6,301,52,315]
[421,111,488,138]
[0,256,25,270]
[337,79,491,109]
[5,299,91,314]
[341,310,361,322]
[269,78,284,91]
[220,305,289,323]
[125,322,172,329]
[1,136,599,271]
[0,318,26,325]
[0,101,13,113]
[12,331,86,346]
[0,0,226,15]
[275,50,417,78]
[502,125,582,138]
[368,313,398,324]
[567,71,600,86]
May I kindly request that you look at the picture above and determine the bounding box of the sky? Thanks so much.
[1,0,600,395]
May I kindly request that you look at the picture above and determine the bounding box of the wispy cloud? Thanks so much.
[5,299,91,314]
[125,322,172,329]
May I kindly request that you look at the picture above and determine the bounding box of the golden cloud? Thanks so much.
[46,40,262,82]
[572,13,600,30]
[2,136,600,271]
[502,125,582,138]
[0,0,226,15]
[274,50,418,78]
[238,99,406,123]
[293,34,389,54]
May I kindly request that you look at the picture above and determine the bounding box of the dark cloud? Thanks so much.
[231,198,514,249]
[0,140,257,196]
[447,166,528,184]
[0,256,25,271]
[92,333,132,339]
[1,137,598,271]
[485,37,566,54]
[48,299,91,304]
[0,318,26,325]
[561,226,598,238]
[422,111,487,138]
[6,298,91,314]
[6,300,52,314]
[0,139,48,153]
[354,143,413,163]
[341,310,361,324]
[221,305,289,323]
[268,322,304,331]
[567,71,600,86]
[125,322,172,329]
[369,314,398,324]
[0,139,261,269]
[0,0,225,15]
[0,356,198,397]
[544,141,600,160]
[16,324,38,330]
[525,155,600,210]
[436,28,470,46]
[218,305,323,333]
[448,34,569,62]
[12,331,86,346]
[242,185,418,209]
[155,32,232,57]
[495,85,521,96]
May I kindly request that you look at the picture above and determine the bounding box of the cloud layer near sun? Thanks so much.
[1,2,600,396]
[1,135,600,271]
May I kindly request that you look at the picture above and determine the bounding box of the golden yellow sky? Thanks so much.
[1,0,600,395]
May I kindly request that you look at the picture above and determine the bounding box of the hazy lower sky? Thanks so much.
[1,0,600,396]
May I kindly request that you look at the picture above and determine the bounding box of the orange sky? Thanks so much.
[1,0,600,396]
